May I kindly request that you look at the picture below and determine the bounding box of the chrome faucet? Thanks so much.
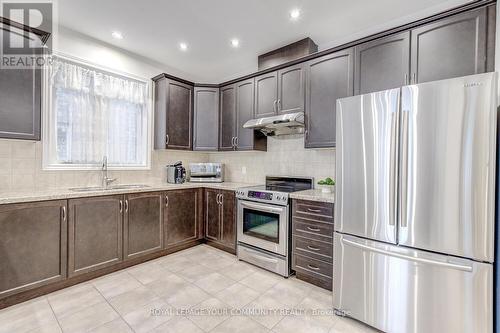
[102,156,117,188]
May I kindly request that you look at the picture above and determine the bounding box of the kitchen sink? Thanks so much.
[70,184,150,192]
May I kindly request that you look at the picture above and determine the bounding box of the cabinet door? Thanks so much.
[277,64,305,114]
[194,87,219,151]
[254,72,278,117]
[354,32,410,94]
[165,189,201,248]
[219,84,236,151]
[305,49,354,148]
[220,190,236,250]
[235,78,256,150]
[68,196,123,277]
[205,189,221,242]
[0,200,67,298]
[166,80,193,150]
[410,8,488,84]
[124,192,163,260]
[154,77,168,149]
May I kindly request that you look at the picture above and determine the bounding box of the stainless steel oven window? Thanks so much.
[243,208,280,243]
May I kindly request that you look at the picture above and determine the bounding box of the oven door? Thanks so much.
[237,200,288,256]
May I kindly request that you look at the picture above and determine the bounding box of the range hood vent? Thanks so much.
[243,112,305,136]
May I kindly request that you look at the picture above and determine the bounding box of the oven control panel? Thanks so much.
[235,188,289,206]
[248,191,273,200]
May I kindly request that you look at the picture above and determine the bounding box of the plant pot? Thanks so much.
[318,185,334,193]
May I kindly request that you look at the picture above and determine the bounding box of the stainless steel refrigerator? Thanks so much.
[334,73,497,333]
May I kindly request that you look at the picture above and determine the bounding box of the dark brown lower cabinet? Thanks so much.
[164,188,203,248]
[68,196,123,277]
[0,200,67,298]
[124,192,163,260]
[204,189,236,253]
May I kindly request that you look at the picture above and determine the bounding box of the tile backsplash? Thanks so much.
[0,135,335,191]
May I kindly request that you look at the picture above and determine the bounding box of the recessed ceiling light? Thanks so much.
[179,42,188,51]
[230,39,240,48]
[111,31,123,40]
[290,8,301,20]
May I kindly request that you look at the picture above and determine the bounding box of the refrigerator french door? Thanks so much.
[334,73,497,333]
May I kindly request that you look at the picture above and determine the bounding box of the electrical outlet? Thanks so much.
[241,166,247,175]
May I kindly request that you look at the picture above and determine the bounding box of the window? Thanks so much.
[43,56,150,169]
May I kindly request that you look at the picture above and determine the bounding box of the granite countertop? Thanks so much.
[289,189,335,203]
[0,182,257,205]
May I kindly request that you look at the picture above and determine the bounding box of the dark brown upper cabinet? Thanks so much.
[164,188,203,249]
[204,189,236,253]
[410,7,491,84]
[193,86,219,151]
[0,200,67,298]
[305,49,354,148]
[123,192,163,260]
[0,22,42,141]
[354,32,410,94]
[154,76,193,150]
[254,72,278,117]
[219,84,237,151]
[68,195,123,277]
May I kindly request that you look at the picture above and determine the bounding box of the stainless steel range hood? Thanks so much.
[243,112,305,136]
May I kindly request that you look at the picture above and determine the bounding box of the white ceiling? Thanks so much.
[58,0,470,83]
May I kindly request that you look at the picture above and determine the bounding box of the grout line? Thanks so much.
[91,285,137,333]
[45,298,64,333]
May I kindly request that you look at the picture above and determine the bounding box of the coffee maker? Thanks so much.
[166,161,186,184]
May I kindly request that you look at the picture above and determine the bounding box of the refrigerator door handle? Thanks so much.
[341,237,473,272]
[399,109,410,228]
[389,109,399,227]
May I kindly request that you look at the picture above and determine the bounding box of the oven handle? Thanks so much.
[240,201,285,214]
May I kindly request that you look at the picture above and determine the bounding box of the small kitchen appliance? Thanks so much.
[188,163,224,183]
[166,161,186,184]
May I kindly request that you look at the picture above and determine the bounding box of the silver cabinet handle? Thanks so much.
[125,199,129,213]
[119,200,123,213]
[404,73,409,85]
[277,99,281,111]
[234,137,238,147]
[307,245,320,251]
[306,226,321,232]
[165,194,169,207]
[307,264,320,271]
[306,207,322,213]
[61,206,66,221]
[219,193,223,205]
[166,134,169,146]
[411,73,417,84]
[216,194,219,204]
[273,100,277,112]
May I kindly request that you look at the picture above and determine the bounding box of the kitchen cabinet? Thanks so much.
[68,196,123,277]
[0,22,41,140]
[305,49,354,148]
[354,32,410,94]
[0,200,67,298]
[193,86,219,151]
[204,189,236,253]
[124,192,163,260]
[164,188,203,248]
[410,7,490,84]
[219,84,237,151]
[154,76,193,150]
[254,72,278,117]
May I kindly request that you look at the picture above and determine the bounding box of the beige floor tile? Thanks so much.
[243,294,289,329]
[165,283,211,309]
[92,271,143,299]
[297,297,337,328]
[187,297,231,332]
[127,261,170,285]
[156,254,197,273]
[218,261,257,281]
[262,279,310,307]
[273,315,333,333]
[239,270,282,293]
[47,283,104,318]
[178,263,215,283]
[0,298,59,333]
[145,273,191,298]
[26,322,61,333]
[215,283,260,309]
[57,301,119,333]
[195,272,236,294]
[88,318,134,333]
[199,256,237,270]
[150,316,203,333]
[211,315,269,333]
[330,317,379,333]
[122,300,175,333]
[108,285,159,316]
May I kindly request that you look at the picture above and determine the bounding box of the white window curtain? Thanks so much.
[44,56,150,169]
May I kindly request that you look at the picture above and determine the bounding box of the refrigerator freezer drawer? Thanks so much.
[333,233,493,333]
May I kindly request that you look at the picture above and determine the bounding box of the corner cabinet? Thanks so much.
[154,76,193,150]
[193,86,219,151]
[0,201,67,298]
[164,188,203,249]
[204,189,236,253]
[305,49,354,148]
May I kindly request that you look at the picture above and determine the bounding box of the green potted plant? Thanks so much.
[317,177,335,193]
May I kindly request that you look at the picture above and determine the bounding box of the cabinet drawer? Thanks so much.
[293,235,333,263]
[292,218,333,242]
[293,200,333,223]
[293,253,333,290]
